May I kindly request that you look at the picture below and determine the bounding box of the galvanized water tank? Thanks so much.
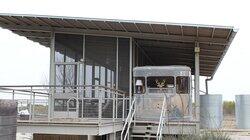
[235,95,250,129]
[0,100,17,140]
[200,94,223,129]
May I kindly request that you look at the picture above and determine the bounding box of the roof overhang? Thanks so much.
[0,13,238,77]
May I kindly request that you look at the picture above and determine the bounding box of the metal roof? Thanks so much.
[0,13,237,77]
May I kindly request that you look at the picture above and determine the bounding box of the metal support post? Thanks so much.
[82,34,86,118]
[122,95,125,121]
[88,135,96,140]
[113,93,115,122]
[116,37,119,90]
[76,62,80,117]
[29,88,32,120]
[194,42,200,133]
[49,31,55,120]
[32,88,35,120]
[115,93,118,119]
[98,88,102,125]
[108,133,116,140]
[129,37,132,107]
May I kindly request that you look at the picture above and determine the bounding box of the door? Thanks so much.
[54,62,83,118]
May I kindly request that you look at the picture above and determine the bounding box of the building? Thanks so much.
[0,13,237,140]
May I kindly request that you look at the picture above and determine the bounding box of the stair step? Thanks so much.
[131,134,157,138]
[132,125,158,134]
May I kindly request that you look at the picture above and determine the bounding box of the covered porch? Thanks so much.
[0,13,237,138]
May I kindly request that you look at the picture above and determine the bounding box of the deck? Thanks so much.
[17,118,124,135]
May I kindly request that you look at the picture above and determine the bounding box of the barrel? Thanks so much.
[235,95,250,129]
[0,100,17,140]
[200,94,223,129]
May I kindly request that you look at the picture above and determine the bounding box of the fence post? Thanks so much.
[32,90,35,120]
[113,91,115,122]
[122,95,125,121]
[29,87,33,120]
[116,92,118,119]
[98,87,102,125]
[48,92,51,121]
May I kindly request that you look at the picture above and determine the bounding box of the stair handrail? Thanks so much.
[121,97,136,140]
[156,95,167,140]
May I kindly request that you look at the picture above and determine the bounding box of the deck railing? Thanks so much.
[0,85,129,124]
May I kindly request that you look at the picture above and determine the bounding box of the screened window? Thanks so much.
[147,77,174,88]
[55,33,83,92]
[55,33,83,63]
[176,76,189,94]
[85,35,116,97]
[118,38,130,92]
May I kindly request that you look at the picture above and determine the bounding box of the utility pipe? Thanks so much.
[205,77,213,95]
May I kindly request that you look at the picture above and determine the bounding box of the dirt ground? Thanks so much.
[223,115,250,140]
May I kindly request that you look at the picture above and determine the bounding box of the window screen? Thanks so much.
[176,76,189,94]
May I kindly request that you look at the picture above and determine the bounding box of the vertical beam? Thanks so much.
[76,62,80,117]
[116,37,119,90]
[29,88,32,120]
[32,90,35,119]
[109,133,116,140]
[82,34,85,118]
[194,42,200,133]
[129,37,133,107]
[128,37,133,140]
[49,31,55,119]
[92,62,95,98]
[88,135,96,140]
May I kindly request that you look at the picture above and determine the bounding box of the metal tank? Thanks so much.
[0,100,17,140]
[235,95,250,129]
[200,94,223,129]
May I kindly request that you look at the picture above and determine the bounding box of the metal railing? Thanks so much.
[156,96,167,140]
[121,97,136,140]
[0,85,129,124]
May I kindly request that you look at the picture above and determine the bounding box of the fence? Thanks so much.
[0,85,129,124]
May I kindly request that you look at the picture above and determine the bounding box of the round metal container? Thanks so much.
[0,100,17,140]
[200,94,223,129]
[235,95,250,129]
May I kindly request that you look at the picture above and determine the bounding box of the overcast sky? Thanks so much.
[0,0,249,100]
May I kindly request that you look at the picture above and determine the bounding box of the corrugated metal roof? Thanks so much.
[0,13,237,77]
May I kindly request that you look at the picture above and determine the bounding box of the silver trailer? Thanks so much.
[132,66,194,136]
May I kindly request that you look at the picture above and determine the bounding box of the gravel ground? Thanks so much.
[223,115,250,140]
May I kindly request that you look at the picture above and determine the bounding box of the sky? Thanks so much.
[0,0,249,101]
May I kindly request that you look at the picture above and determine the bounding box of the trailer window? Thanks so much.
[176,76,189,94]
[147,77,174,88]
[135,77,145,94]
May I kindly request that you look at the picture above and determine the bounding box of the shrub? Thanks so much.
[223,101,235,115]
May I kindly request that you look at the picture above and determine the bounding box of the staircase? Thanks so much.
[121,95,168,140]
[131,123,158,139]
